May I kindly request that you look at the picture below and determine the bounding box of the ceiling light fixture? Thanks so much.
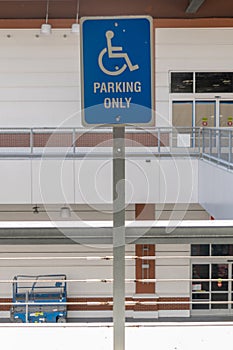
[60,206,71,219]
[71,0,80,34]
[40,0,52,35]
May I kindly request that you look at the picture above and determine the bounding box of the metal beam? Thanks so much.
[186,0,206,13]
[0,221,233,244]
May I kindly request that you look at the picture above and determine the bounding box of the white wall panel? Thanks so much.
[155,72,169,87]
[32,159,75,204]
[0,160,31,204]
[0,101,81,127]
[159,159,198,203]
[155,86,169,102]
[156,266,190,296]
[0,87,80,101]
[157,58,233,71]
[156,243,190,297]
[155,102,170,126]
[0,29,81,127]
[198,160,233,219]
[125,159,160,203]
[157,45,233,59]
[0,45,79,59]
[156,28,233,45]
[0,73,79,87]
[75,159,112,204]
[0,158,199,205]
[0,58,79,73]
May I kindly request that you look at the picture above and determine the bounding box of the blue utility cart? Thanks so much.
[10,274,67,323]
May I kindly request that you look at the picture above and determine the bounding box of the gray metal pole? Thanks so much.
[25,291,29,323]
[113,126,125,350]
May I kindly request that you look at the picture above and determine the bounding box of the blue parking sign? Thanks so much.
[80,16,154,126]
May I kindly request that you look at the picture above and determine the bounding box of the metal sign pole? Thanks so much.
[113,126,125,350]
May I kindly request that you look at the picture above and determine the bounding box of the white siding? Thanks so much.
[159,158,198,203]
[156,244,190,297]
[0,158,198,204]
[199,159,233,219]
[32,159,75,204]
[0,160,31,204]
[0,29,81,128]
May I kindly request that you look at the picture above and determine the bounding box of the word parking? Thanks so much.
[93,81,142,109]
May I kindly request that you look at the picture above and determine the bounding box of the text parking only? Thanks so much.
[80,16,154,126]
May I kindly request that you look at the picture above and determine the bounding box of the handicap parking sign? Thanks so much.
[80,16,154,126]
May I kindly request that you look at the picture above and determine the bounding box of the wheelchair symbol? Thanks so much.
[98,30,139,76]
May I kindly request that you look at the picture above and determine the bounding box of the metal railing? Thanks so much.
[202,127,233,169]
[0,126,201,157]
[0,126,232,169]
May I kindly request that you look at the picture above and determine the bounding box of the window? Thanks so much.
[191,244,233,256]
[191,244,209,256]
[170,72,233,93]
[212,244,233,256]
[196,72,233,93]
[170,72,193,93]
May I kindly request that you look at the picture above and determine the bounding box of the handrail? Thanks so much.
[0,126,230,169]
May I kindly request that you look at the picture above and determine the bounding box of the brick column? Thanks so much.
[135,204,155,294]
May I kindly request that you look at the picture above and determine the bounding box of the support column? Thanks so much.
[113,127,125,350]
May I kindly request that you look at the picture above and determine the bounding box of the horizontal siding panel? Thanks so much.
[0,87,81,101]
[156,28,233,45]
[0,45,79,59]
[0,160,31,204]
[156,58,233,71]
[0,58,80,73]
[156,45,233,59]
[0,101,81,127]
[155,87,169,102]
[155,101,170,127]
[0,72,80,87]
[159,159,198,203]
[32,159,75,204]
[155,72,169,87]
[0,29,80,46]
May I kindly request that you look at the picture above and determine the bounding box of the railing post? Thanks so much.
[209,128,212,158]
[229,129,232,166]
[198,127,201,156]
[30,129,33,155]
[217,129,221,162]
[202,127,205,156]
[157,128,160,154]
[73,128,76,155]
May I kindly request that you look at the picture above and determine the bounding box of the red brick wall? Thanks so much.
[0,297,190,312]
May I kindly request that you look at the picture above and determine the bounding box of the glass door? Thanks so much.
[211,264,228,310]
[172,101,193,128]
[172,99,233,128]
[195,101,216,127]
[192,263,232,314]
[219,101,233,127]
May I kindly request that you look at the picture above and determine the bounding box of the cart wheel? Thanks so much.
[57,317,66,323]
[14,318,23,323]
